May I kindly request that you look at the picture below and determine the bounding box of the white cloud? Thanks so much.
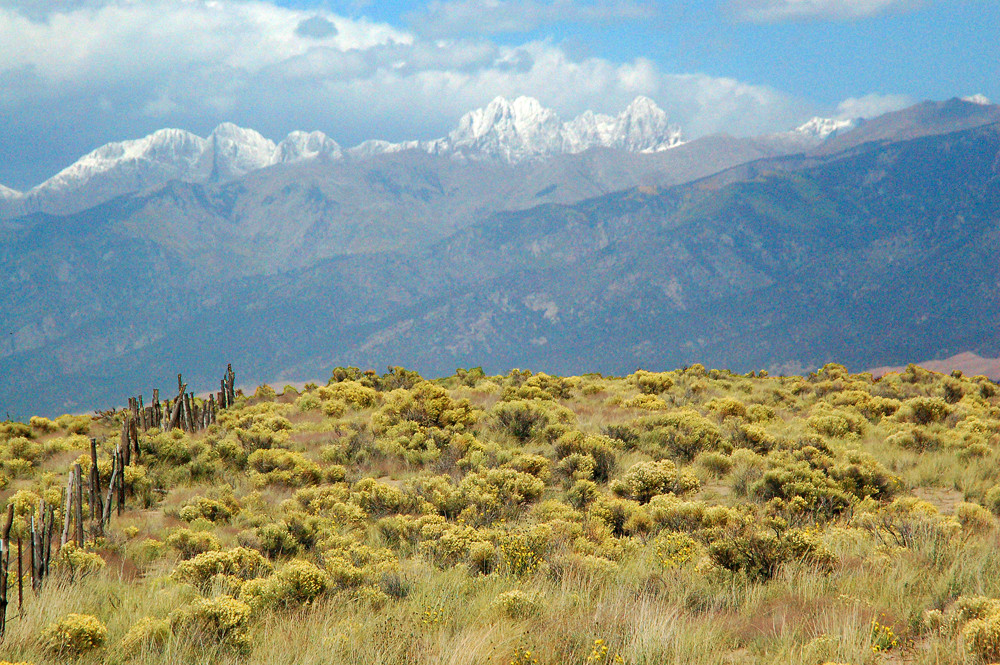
[0,1,411,85]
[734,0,921,22]
[0,1,809,187]
[836,93,914,119]
[408,0,657,36]
[963,94,992,106]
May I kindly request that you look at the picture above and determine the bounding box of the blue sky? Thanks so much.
[0,0,995,190]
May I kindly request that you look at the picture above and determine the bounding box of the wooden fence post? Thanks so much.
[0,503,14,640]
[116,448,125,515]
[89,438,103,530]
[16,538,22,613]
[74,464,84,547]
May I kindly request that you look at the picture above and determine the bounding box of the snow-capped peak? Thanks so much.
[273,130,343,164]
[207,123,277,181]
[438,95,683,161]
[36,128,208,196]
[963,94,992,106]
[565,96,683,153]
[443,95,565,161]
[794,116,858,141]
[12,96,686,217]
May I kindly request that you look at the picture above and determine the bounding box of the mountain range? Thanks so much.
[2,96,998,417]
[1,96,838,219]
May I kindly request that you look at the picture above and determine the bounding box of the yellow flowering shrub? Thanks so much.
[492,589,543,619]
[41,613,107,656]
[53,543,106,582]
[611,460,700,503]
[171,546,273,591]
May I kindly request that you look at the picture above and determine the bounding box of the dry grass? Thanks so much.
[1,364,1000,663]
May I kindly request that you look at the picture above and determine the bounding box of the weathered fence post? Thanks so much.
[0,503,14,640]
[16,537,22,613]
[74,464,84,547]
[116,447,125,515]
[61,472,73,548]
[89,438,103,532]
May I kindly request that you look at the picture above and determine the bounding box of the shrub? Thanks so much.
[696,451,733,477]
[248,449,323,487]
[29,415,59,433]
[984,485,1000,516]
[554,432,618,482]
[53,543,106,582]
[170,596,252,654]
[120,616,170,658]
[491,400,550,441]
[318,380,379,409]
[179,495,237,524]
[708,526,832,582]
[254,522,300,557]
[896,397,952,425]
[492,590,542,619]
[611,460,700,503]
[631,370,674,394]
[454,468,546,516]
[956,502,994,534]
[171,547,273,591]
[963,611,1000,662]
[166,528,222,559]
[566,479,600,509]
[352,478,407,516]
[42,613,107,656]
[639,410,722,461]
[240,559,330,610]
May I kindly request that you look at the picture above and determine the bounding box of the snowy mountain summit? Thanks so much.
[433,95,684,160]
[9,96,683,216]
[794,116,859,141]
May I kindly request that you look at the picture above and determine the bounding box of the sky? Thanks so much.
[0,0,995,190]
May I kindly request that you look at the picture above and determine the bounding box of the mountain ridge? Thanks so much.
[2,95,853,219]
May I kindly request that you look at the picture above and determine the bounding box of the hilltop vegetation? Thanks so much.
[3,363,1000,663]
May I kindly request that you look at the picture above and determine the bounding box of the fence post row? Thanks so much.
[0,366,237,639]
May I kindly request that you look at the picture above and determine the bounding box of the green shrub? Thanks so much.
[170,596,252,653]
[631,370,674,394]
[352,478,408,516]
[491,400,551,441]
[708,526,832,582]
[120,616,171,658]
[492,590,543,619]
[638,410,722,461]
[554,432,618,482]
[166,528,222,559]
[611,460,700,503]
[240,559,330,610]
[984,485,1000,516]
[455,468,546,516]
[248,449,323,487]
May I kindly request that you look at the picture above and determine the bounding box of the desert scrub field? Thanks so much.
[3,363,1000,664]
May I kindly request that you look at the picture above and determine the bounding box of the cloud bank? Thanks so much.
[734,0,921,22]
[0,0,895,189]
